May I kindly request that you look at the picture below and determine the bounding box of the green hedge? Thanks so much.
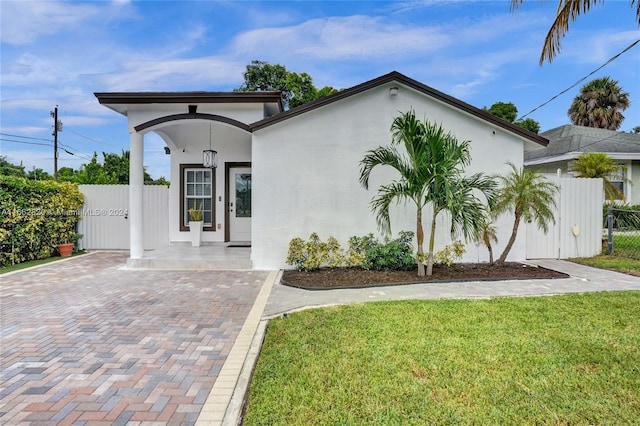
[1,176,84,266]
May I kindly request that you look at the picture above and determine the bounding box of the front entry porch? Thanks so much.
[125,242,252,270]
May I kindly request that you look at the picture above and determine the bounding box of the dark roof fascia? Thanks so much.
[94,91,284,111]
[249,71,549,147]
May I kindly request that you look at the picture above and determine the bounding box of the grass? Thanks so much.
[571,255,640,277]
[244,292,640,425]
[0,250,86,274]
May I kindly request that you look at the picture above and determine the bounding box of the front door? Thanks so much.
[228,167,251,242]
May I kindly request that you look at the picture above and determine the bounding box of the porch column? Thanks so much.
[129,131,144,259]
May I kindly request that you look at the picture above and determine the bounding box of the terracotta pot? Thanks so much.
[57,243,74,257]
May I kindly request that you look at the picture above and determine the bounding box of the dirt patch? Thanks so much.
[282,263,569,290]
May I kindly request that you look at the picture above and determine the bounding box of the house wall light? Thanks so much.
[389,87,399,96]
[203,149,218,168]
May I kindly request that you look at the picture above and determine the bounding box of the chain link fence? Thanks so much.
[606,207,640,260]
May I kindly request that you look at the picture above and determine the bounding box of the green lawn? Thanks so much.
[571,254,640,277]
[244,293,640,425]
[0,251,85,274]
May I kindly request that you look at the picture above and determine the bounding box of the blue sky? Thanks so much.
[1,0,639,180]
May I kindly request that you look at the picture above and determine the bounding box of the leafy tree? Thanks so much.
[483,102,518,122]
[483,101,541,134]
[631,126,640,134]
[493,163,559,264]
[103,150,131,184]
[26,168,51,180]
[568,77,630,130]
[57,167,78,183]
[359,110,496,276]
[514,118,541,133]
[511,0,640,64]
[236,60,339,109]
[74,153,118,184]
[286,72,318,108]
[570,152,629,201]
[0,156,26,177]
[237,60,292,105]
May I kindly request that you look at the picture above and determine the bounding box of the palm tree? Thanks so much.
[476,219,498,264]
[511,1,640,64]
[359,110,496,276]
[493,163,559,264]
[568,77,630,130]
[570,152,629,201]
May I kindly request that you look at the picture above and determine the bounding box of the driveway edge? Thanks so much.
[195,269,280,426]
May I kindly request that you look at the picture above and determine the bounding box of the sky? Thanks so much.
[1,0,639,180]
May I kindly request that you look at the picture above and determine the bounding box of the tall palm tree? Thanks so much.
[511,1,640,64]
[570,152,629,201]
[493,163,559,264]
[568,77,630,130]
[359,110,496,276]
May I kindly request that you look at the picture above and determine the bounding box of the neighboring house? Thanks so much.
[524,125,640,203]
[95,71,548,269]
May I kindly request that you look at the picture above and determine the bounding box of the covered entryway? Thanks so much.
[94,91,284,267]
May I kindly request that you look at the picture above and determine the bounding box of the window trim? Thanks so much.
[180,163,216,232]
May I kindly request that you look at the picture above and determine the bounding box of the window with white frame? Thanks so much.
[181,165,214,230]
[610,164,627,201]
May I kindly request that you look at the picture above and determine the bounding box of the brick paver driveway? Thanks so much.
[1,252,267,425]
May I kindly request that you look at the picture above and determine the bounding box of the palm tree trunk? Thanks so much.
[426,214,437,276]
[417,208,425,276]
[487,243,494,265]
[496,214,520,264]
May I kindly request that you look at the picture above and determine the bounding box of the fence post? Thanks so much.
[607,207,613,255]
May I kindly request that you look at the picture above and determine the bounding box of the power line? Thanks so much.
[0,133,53,142]
[518,38,640,120]
[0,138,52,147]
[66,128,107,144]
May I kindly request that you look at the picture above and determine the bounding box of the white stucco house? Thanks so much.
[95,71,549,269]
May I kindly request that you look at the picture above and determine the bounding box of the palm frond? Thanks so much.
[540,0,605,64]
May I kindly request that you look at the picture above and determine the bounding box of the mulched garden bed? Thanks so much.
[282,262,570,290]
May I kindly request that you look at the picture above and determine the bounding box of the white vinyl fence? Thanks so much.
[526,177,604,259]
[77,185,169,250]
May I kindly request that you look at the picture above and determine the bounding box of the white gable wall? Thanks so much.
[252,83,528,269]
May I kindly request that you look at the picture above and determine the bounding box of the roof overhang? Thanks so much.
[525,152,640,166]
[94,91,284,116]
[249,71,549,148]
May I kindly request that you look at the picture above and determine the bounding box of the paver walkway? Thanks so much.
[1,252,268,425]
[263,259,640,317]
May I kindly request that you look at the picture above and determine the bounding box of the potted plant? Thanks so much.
[188,202,203,247]
[57,233,83,257]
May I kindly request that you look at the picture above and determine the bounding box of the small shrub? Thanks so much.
[434,241,466,266]
[285,233,345,271]
[345,233,377,267]
[364,231,415,271]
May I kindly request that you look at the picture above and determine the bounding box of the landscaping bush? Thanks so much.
[1,176,84,266]
[286,233,345,271]
[363,231,415,271]
[286,231,416,271]
[434,241,466,266]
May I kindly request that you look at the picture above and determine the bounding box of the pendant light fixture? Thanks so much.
[203,122,218,168]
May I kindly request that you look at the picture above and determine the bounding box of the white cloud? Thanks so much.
[231,16,452,61]
[0,1,100,45]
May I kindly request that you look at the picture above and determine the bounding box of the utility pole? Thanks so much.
[51,105,62,181]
